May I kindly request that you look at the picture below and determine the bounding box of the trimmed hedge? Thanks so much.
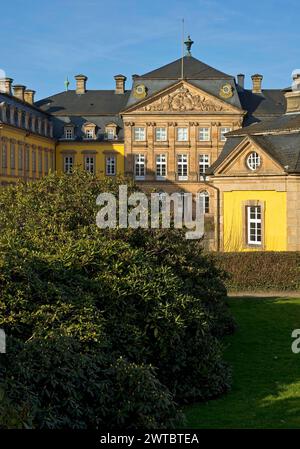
[212,252,300,292]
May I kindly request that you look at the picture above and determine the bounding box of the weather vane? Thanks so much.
[184,35,194,56]
[64,76,70,91]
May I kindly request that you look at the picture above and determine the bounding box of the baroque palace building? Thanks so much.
[2,38,300,252]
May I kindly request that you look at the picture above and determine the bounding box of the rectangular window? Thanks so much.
[156,154,167,180]
[247,206,262,245]
[85,129,94,139]
[64,155,73,173]
[44,152,49,174]
[134,127,146,141]
[199,154,210,177]
[106,128,115,140]
[134,154,145,180]
[65,128,74,139]
[25,147,30,172]
[177,154,188,181]
[155,127,167,142]
[18,146,23,172]
[1,143,7,173]
[38,151,43,174]
[106,156,116,176]
[220,127,231,142]
[176,127,188,142]
[85,155,95,174]
[10,143,15,171]
[32,150,36,174]
[198,127,210,141]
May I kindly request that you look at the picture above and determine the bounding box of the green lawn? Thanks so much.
[185,297,300,429]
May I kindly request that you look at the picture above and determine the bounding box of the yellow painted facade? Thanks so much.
[55,142,124,178]
[223,190,287,252]
[0,123,55,184]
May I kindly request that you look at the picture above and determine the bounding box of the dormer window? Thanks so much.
[64,126,74,140]
[106,128,115,140]
[86,129,94,139]
[83,122,97,140]
[105,123,118,140]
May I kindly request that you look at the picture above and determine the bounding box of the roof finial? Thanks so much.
[184,35,194,56]
[64,76,70,91]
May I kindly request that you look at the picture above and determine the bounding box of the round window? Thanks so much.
[247,152,261,171]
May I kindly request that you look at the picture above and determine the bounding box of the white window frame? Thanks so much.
[199,191,210,214]
[85,128,95,139]
[133,127,146,142]
[220,127,231,142]
[155,127,167,142]
[106,155,116,176]
[134,154,145,180]
[177,154,188,181]
[198,127,211,141]
[85,155,95,174]
[156,154,167,180]
[176,127,188,142]
[64,127,74,140]
[64,155,73,174]
[199,154,210,179]
[247,152,261,171]
[247,206,262,245]
[106,128,115,141]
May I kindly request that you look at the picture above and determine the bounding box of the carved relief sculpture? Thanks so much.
[141,87,225,112]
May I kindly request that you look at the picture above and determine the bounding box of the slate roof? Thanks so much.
[0,92,50,119]
[138,56,233,80]
[238,88,286,125]
[206,137,245,174]
[227,113,300,136]
[36,90,130,116]
[124,78,243,110]
[36,90,130,140]
[34,55,287,141]
[208,113,300,174]
[52,115,125,141]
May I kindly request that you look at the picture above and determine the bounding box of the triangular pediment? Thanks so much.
[214,136,285,176]
[123,80,243,114]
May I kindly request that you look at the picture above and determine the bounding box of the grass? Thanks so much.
[185,297,300,429]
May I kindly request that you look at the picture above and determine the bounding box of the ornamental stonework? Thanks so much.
[140,87,225,112]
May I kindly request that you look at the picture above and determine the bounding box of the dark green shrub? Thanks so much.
[212,252,300,292]
[0,170,233,427]
[0,338,182,429]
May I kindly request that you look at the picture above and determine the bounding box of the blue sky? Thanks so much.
[1,0,299,99]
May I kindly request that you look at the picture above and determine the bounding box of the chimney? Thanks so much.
[74,74,88,94]
[251,74,263,94]
[24,89,36,104]
[237,74,245,89]
[13,85,26,101]
[0,77,13,95]
[285,73,300,114]
[114,74,126,94]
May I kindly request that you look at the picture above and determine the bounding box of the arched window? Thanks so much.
[199,190,210,214]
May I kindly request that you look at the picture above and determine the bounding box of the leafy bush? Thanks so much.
[1,338,181,429]
[0,170,233,428]
[212,252,300,292]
